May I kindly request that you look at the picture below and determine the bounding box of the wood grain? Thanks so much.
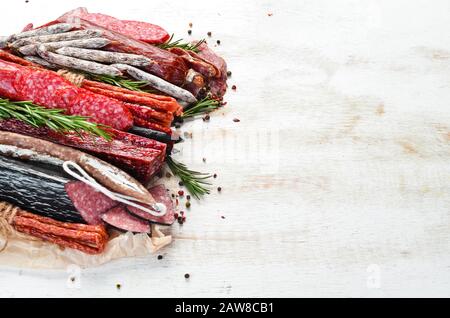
[0,0,449,297]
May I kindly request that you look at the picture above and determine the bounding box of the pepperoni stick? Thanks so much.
[36,44,122,76]
[19,37,111,56]
[10,29,103,48]
[8,23,74,42]
[112,63,198,104]
[55,47,153,67]
[0,49,37,67]
[83,85,179,115]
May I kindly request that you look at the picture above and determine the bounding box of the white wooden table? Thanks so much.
[0,0,449,297]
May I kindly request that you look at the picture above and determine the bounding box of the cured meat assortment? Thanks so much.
[0,7,229,256]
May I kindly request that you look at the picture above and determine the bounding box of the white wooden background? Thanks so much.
[0,0,449,297]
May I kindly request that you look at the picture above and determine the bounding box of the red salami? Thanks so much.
[82,82,182,115]
[196,43,228,99]
[0,59,133,131]
[126,185,175,225]
[65,181,118,225]
[101,205,150,233]
[58,8,170,44]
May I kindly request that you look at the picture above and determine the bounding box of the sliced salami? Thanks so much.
[126,184,175,225]
[65,181,118,225]
[101,205,151,233]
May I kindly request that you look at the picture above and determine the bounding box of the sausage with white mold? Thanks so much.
[55,46,153,67]
[36,44,122,76]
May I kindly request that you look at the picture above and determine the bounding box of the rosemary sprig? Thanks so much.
[88,73,156,93]
[182,97,221,119]
[0,99,112,140]
[166,156,212,199]
[158,34,206,53]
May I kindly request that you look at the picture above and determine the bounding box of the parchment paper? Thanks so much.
[0,225,172,269]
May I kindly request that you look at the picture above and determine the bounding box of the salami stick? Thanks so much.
[36,44,122,76]
[56,47,153,67]
[10,29,103,48]
[112,64,197,104]
[0,49,37,67]
[82,85,179,115]
[133,117,172,134]
[19,37,111,56]
[9,23,74,42]
[23,55,59,69]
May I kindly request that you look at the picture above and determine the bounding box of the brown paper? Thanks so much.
[0,225,172,269]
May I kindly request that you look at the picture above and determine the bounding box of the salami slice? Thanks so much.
[101,205,150,233]
[65,181,118,225]
[126,185,175,225]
